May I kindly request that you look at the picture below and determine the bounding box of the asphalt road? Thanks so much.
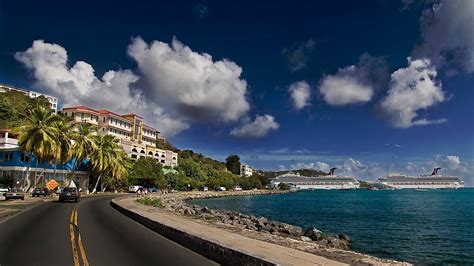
[0,195,218,265]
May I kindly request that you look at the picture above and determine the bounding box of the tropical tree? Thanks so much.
[13,106,63,190]
[90,134,130,193]
[68,122,96,187]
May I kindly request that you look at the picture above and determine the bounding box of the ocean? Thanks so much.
[191,189,474,264]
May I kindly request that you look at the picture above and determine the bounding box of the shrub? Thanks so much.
[136,197,163,208]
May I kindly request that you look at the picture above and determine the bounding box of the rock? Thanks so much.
[300,236,313,242]
[315,239,329,246]
[338,233,350,242]
[304,227,323,241]
[183,208,195,215]
[278,224,303,236]
[327,237,341,249]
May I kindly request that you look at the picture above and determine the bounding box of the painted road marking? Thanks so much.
[69,206,89,266]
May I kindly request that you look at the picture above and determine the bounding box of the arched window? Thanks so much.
[148,151,153,156]
[132,148,138,153]
[161,154,165,158]
[155,153,159,157]
[140,150,145,154]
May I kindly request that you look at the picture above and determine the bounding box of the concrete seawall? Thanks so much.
[111,197,348,266]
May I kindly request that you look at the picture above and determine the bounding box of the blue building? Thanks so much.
[0,130,89,190]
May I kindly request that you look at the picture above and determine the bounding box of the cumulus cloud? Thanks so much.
[15,38,252,137]
[230,115,279,138]
[128,37,250,123]
[289,81,311,110]
[377,57,446,128]
[282,39,316,72]
[319,53,388,106]
[413,0,474,73]
[446,155,461,168]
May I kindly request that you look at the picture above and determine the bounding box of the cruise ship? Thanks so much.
[271,168,360,190]
[377,168,464,189]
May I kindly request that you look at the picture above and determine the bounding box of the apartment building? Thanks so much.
[0,83,59,112]
[241,164,253,177]
[61,106,178,167]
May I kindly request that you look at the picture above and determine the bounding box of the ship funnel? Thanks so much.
[431,167,442,175]
[327,168,337,175]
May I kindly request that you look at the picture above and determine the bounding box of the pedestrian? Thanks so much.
[144,188,148,196]
[136,187,141,198]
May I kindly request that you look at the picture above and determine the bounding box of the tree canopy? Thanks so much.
[225,154,241,175]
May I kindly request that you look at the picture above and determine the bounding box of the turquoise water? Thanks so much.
[191,189,474,264]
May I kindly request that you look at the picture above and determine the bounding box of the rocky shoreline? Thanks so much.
[141,190,409,265]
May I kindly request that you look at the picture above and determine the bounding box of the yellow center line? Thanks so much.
[69,206,80,266]
[78,233,90,266]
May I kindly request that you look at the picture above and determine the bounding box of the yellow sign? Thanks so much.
[47,179,59,190]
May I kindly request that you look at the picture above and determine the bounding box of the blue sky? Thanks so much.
[0,0,473,184]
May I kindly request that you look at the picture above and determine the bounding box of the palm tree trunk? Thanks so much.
[92,175,101,194]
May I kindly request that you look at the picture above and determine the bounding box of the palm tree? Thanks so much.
[68,122,96,187]
[90,134,129,193]
[13,106,63,191]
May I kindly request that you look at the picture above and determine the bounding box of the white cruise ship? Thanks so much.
[271,168,360,190]
[378,168,464,189]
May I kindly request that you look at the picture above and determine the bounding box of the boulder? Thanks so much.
[300,236,313,242]
[304,227,323,241]
[338,233,350,242]
[278,224,303,236]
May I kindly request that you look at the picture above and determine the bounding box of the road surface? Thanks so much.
[0,195,218,265]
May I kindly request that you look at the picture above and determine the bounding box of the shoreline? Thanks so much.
[142,190,409,265]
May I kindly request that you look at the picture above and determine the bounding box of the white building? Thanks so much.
[0,84,59,112]
[241,164,253,177]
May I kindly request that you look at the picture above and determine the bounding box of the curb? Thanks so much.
[110,197,274,266]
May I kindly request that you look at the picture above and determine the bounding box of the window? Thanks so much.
[103,117,106,122]
[161,160,165,163]
[131,154,137,159]
[20,153,31,163]
[81,113,84,119]
[132,148,138,153]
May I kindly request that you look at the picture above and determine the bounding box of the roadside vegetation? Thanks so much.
[136,197,163,208]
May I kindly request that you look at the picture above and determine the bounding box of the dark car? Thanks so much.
[32,187,51,197]
[59,187,80,202]
[5,188,25,200]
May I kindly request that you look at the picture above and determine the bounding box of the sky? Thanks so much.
[0,0,473,185]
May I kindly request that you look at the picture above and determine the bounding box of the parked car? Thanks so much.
[233,186,242,191]
[147,187,157,193]
[128,185,142,193]
[216,186,227,191]
[200,186,209,191]
[5,188,25,200]
[59,187,80,202]
[32,187,51,197]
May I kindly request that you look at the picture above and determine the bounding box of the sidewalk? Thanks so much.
[116,197,347,266]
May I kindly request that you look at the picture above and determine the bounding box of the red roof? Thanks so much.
[61,105,99,113]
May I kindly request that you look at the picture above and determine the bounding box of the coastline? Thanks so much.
[139,190,409,265]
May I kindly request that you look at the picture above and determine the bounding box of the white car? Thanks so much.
[128,186,142,193]
[217,186,227,191]
[233,186,242,191]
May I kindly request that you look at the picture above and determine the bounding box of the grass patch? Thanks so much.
[136,197,163,208]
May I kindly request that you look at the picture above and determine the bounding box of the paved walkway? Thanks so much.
[118,197,348,266]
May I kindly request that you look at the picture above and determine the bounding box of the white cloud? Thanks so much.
[230,115,279,138]
[16,38,252,137]
[289,81,311,110]
[128,37,250,123]
[318,53,388,106]
[413,0,474,73]
[446,155,461,168]
[377,57,446,128]
[282,39,316,72]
